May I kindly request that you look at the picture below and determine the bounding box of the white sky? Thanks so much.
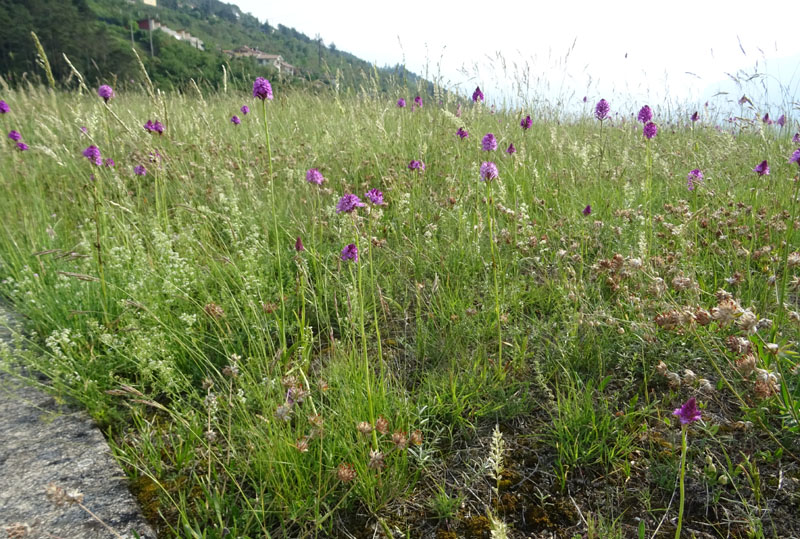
[231,0,800,112]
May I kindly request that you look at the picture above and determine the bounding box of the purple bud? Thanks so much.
[472,86,484,102]
[643,121,658,139]
[341,243,358,262]
[97,85,114,102]
[583,204,591,216]
[637,105,652,123]
[480,161,498,181]
[753,160,770,176]
[673,397,701,425]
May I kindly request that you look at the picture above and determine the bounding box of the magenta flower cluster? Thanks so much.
[144,120,164,134]
[520,115,532,130]
[595,99,610,121]
[673,397,701,425]
[482,133,497,151]
[252,77,273,100]
[408,160,425,171]
[397,98,406,108]
[82,145,102,166]
[456,127,468,139]
[472,86,484,102]
[753,160,770,176]
[506,143,516,155]
[97,85,114,103]
[341,243,358,262]
[687,169,704,191]
[9,129,28,151]
[414,96,422,108]
[365,188,384,205]
[789,149,800,167]
[231,115,241,125]
[306,168,325,185]
[0,100,9,113]
[637,105,652,124]
[643,121,658,140]
[480,161,498,181]
[336,194,365,214]
[240,105,250,115]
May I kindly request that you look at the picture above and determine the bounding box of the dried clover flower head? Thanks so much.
[45,483,84,506]
[409,430,423,446]
[222,363,240,378]
[391,431,408,450]
[726,335,752,355]
[754,370,779,398]
[694,308,711,326]
[711,298,742,327]
[698,378,714,393]
[294,436,310,453]
[204,302,224,319]
[337,463,357,482]
[737,310,758,335]
[368,450,386,470]
[666,371,682,389]
[671,276,694,291]
[357,421,373,435]
[275,404,291,422]
[375,416,390,435]
[736,353,757,377]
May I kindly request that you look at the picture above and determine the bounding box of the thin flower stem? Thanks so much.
[262,99,287,353]
[353,219,377,450]
[675,426,688,539]
[485,180,503,375]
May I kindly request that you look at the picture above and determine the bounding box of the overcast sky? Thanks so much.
[230,0,800,112]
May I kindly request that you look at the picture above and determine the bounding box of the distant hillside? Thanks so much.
[0,0,426,93]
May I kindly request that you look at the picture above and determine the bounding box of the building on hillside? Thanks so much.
[225,46,298,76]
[137,19,204,50]
[142,0,157,6]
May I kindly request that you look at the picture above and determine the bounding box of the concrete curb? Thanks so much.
[0,304,157,539]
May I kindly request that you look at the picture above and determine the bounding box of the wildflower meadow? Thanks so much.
[0,70,799,538]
